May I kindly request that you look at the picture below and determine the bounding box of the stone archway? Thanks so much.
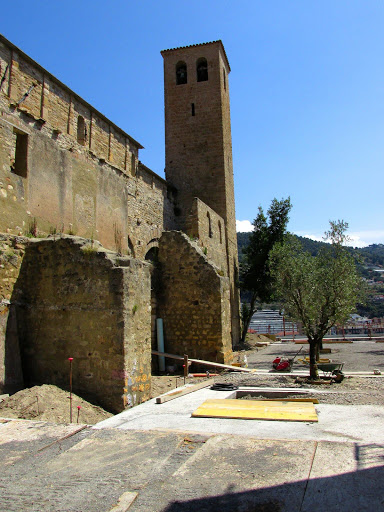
[144,239,160,373]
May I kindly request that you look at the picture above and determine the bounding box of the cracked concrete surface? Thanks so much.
[0,418,383,511]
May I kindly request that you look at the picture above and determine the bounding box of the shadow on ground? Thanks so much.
[163,464,384,512]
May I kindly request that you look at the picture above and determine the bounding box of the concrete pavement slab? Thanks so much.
[0,419,87,466]
[131,435,314,512]
[301,441,384,512]
[94,387,384,444]
[0,422,383,511]
[0,428,201,512]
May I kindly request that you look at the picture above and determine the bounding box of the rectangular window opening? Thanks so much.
[191,103,195,116]
[12,131,28,178]
[131,153,136,177]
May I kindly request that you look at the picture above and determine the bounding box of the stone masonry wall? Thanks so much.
[0,35,239,402]
[162,42,230,226]
[0,234,27,393]
[161,42,241,345]
[10,236,152,413]
[157,231,232,364]
[185,197,228,276]
[0,35,177,259]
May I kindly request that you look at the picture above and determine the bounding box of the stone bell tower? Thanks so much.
[161,41,240,344]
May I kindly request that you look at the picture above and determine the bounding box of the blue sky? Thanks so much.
[2,1,383,247]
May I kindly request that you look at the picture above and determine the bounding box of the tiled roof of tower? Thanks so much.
[161,40,231,72]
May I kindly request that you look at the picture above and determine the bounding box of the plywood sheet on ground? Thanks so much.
[192,399,318,422]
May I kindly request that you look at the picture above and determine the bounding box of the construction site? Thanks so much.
[0,33,383,512]
[1,336,384,511]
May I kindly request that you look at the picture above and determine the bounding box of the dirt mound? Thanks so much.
[0,384,113,425]
[246,333,276,346]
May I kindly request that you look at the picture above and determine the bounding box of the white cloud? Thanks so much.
[346,235,368,249]
[296,230,384,248]
[236,220,253,232]
[348,231,384,247]
[238,224,384,247]
[297,233,324,243]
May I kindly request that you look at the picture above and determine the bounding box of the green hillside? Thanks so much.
[237,231,384,267]
[237,232,384,318]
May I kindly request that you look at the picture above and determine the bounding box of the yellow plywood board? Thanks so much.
[192,399,318,422]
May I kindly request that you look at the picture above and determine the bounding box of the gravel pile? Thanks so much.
[215,373,384,406]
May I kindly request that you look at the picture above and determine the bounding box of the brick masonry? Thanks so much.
[161,41,240,343]
[0,35,241,409]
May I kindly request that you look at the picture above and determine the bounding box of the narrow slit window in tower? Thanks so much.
[77,116,86,146]
[12,130,28,178]
[131,153,136,177]
[218,221,222,244]
[191,103,195,116]
[223,69,226,90]
[197,58,208,82]
[207,212,213,238]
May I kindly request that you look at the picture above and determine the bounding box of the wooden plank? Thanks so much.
[192,399,318,422]
[151,350,254,373]
[252,397,319,404]
[108,491,138,512]
[156,378,215,404]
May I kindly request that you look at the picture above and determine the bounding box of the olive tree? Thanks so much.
[269,221,364,379]
[240,197,292,343]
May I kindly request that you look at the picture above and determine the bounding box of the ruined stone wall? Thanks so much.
[185,198,228,275]
[10,236,152,413]
[157,231,232,364]
[0,35,176,259]
[0,234,26,393]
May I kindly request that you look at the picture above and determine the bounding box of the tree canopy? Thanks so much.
[269,220,364,379]
[239,197,292,342]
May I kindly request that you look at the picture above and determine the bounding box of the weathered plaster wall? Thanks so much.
[0,35,177,260]
[157,231,232,364]
[185,197,228,275]
[10,236,152,413]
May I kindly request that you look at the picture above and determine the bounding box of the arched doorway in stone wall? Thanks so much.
[145,247,158,262]
[145,240,161,373]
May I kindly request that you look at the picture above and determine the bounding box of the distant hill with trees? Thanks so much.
[237,231,384,319]
[238,231,384,267]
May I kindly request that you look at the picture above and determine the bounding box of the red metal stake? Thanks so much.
[77,405,81,424]
[183,354,188,385]
[68,357,73,423]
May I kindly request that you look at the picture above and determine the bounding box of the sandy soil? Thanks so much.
[0,384,113,425]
